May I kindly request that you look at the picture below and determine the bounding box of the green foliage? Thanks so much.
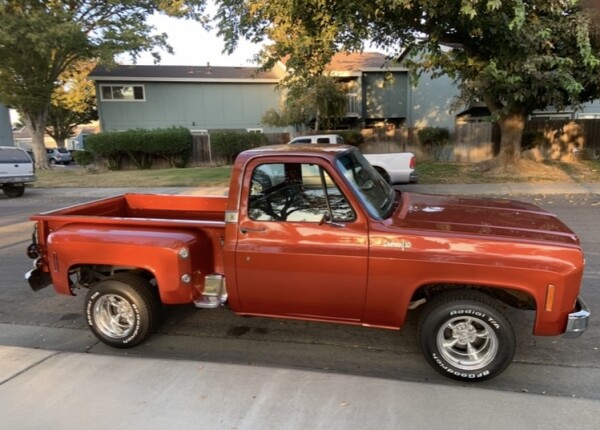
[0,0,207,168]
[335,130,363,146]
[418,127,450,146]
[46,60,98,146]
[72,150,94,167]
[215,0,600,162]
[418,127,451,161]
[262,76,348,130]
[211,131,269,164]
[86,127,193,170]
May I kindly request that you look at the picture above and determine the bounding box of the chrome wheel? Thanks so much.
[93,294,136,339]
[436,316,498,371]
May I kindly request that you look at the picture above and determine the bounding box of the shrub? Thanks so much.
[85,127,192,170]
[418,127,450,146]
[336,130,364,146]
[72,150,94,167]
[211,131,269,164]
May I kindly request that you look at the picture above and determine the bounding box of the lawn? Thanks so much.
[33,158,600,188]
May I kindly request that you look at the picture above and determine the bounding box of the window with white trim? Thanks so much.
[247,128,263,133]
[100,85,145,101]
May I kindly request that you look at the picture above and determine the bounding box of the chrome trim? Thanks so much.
[194,274,228,309]
[564,297,590,338]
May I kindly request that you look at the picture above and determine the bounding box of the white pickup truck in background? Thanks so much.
[288,134,418,184]
[0,146,36,198]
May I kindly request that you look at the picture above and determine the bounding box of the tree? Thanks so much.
[0,1,206,169]
[262,76,348,131]
[215,0,600,164]
[46,60,98,148]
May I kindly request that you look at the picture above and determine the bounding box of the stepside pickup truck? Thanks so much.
[25,144,590,381]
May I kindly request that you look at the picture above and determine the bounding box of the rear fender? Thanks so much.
[47,225,212,304]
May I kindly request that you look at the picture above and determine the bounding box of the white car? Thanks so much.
[0,146,36,197]
[288,134,418,184]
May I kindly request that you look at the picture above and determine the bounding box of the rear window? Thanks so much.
[0,147,32,163]
[57,148,69,154]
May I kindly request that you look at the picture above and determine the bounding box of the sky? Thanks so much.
[134,13,263,67]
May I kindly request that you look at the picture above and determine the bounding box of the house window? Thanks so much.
[100,85,145,101]
[247,128,263,133]
[346,93,359,115]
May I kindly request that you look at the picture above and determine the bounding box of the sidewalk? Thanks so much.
[0,345,598,430]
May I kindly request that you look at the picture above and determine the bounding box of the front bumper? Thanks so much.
[564,297,591,338]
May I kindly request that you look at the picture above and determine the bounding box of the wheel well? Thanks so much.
[411,283,536,310]
[373,166,390,183]
[71,265,156,290]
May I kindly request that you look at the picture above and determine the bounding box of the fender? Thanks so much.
[46,224,213,304]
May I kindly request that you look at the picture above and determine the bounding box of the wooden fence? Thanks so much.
[189,120,600,166]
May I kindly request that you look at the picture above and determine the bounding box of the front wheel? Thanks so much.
[418,290,516,382]
[85,273,160,348]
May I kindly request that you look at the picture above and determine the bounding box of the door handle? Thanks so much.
[240,227,267,234]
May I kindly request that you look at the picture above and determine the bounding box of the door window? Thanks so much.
[248,162,355,223]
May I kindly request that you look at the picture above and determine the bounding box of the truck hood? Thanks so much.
[392,192,579,245]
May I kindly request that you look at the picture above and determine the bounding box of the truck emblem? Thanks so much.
[383,239,412,250]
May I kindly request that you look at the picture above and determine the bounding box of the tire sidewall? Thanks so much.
[85,284,148,348]
[420,300,515,382]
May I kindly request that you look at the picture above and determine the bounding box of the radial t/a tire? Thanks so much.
[85,273,160,348]
[418,290,516,382]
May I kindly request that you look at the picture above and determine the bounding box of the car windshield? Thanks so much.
[335,150,396,219]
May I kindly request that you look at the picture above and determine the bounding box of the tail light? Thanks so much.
[410,156,416,169]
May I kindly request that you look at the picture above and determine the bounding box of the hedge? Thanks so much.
[85,127,192,170]
[211,131,269,164]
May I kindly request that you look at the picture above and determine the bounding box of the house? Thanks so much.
[12,127,55,150]
[88,64,289,135]
[319,52,460,132]
[89,53,461,138]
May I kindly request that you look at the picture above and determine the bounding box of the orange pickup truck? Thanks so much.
[25,144,590,381]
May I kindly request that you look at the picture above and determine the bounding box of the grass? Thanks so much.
[33,159,600,188]
[35,165,233,188]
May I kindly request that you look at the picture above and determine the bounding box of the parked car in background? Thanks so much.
[288,134,418,184]
[0,146,36,198]
[46,147,73,165]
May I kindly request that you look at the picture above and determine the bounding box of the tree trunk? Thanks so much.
[23,110,50,170]
[496,113,527,164]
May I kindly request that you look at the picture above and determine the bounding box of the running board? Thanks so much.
[193,274,228,309]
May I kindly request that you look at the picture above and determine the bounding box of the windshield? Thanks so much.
[335,150,396,219]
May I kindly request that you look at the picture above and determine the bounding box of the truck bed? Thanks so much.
[32,193,228,226]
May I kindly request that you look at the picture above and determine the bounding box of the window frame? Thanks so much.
[99,84,146,102]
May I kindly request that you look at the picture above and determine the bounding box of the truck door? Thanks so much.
[235,160,369,322]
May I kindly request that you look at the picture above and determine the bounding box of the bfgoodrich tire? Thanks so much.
[418,290,516,382]
[85,273,160,348]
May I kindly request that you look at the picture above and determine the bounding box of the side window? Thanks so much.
[248,162,355,223]
[316,137,331,143]
[290,138,311,144]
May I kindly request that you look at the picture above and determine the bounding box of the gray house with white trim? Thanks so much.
[89,53,462,138]
[89,64,289,134]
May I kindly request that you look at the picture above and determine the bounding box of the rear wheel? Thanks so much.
[85,273,161,348]
[418,290,516,382]
[3,185,25,198]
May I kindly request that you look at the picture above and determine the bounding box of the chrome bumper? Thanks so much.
[564,297,590,338]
